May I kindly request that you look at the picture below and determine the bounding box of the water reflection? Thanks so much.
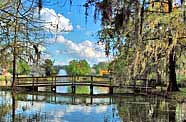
[56,86,109,94]
[0,91,185,122]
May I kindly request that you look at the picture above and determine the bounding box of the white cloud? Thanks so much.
[67,11,72,15]
[66,105,93,113]
[76,25,82,30]
[38,45,46,51]
[52,36,108,64]
[85,31,93,36]
[56,49,61,54]
[41,53,51,60]
[54,61,65,65]
[36,8,73,33]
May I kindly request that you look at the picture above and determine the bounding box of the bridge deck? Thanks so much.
[15,75,153,94]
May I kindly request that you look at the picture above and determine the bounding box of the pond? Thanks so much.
[0,90,185,122]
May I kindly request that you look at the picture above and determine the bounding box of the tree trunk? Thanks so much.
[12,0,19,91]
[12,53,16,90]
[12,92,15,122]
[167,47,179,91]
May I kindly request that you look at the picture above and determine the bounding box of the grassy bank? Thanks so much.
[0,75,12,86]
[170,88,186,102]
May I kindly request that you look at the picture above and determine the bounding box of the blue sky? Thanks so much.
[38,0,109,66]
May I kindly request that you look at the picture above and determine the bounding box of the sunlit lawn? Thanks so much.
[0,75,12,86]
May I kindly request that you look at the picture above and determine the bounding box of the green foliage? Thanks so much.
[41,59,57,76]
[92,0,186,91]
[92,62,109,75]
[67,86,89,94]
[17,60,31,75]
[76,86,89,94]
[65,60,91,75]
[177,74,186,83]
[0,0,46,87]
[9,60,31,75]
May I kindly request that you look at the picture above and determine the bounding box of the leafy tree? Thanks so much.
[66,60,91,75]
[9,60,31,75]
[92,62,109,75]
[141,7,186,91]
[84,0,186,91]
[41,59,57,76]
[0,0,45,89]
[17,60,31,75]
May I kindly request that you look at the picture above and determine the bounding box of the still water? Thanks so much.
[0,90,185,122]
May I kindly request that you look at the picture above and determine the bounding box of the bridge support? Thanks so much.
[25,86,38,91]
[90,96,93,104]
[90,84,93,95]
[51,86,56,93]
[32,86,38,92]
[72,85,76,94]
[72,95,75,104]
[109,87,113,94]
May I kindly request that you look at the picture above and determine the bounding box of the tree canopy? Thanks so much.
[41,59,57,76]
[85,0,186,91]
[92,62,109,75]
[65,60,91,75]
[8,60,31,75]
[0,0,46,88]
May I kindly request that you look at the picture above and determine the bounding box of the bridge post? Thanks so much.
[51,76,56,93]
[109,77,112,86]
[16,75,19,86]
[72,95,75,104]
[52,76,53,85]
[90,96,93,104]
[55,76,57,86]
[90,84,93,95]
[33,86,38,92]
[109,86,113,94]
[51,86,56,93]
[72,85,76,94]
[32,77,38,92]
[32,77,35,91]
[133,78,136,93]
[72,75,76,94]
[90,76,93,95]
[36,77,38,84]
[109,77,113,94]
[109,97,112,104]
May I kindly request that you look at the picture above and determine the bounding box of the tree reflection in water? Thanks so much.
[114,96,186,122]
[0,91,185,122]
[12,92,15,122]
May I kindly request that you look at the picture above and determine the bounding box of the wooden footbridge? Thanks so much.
[15,75,153,94]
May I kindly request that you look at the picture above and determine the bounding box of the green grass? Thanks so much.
[76,86,89,94]
[0,75,5,81]
[67,86,89,94]
[0,75,12,86]
[169,88,186,102]
[177,74,186,83]
[180,88,186,94]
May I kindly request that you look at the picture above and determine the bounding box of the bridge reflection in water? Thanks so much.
[18,93,114,105]
[0,91,186,122]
